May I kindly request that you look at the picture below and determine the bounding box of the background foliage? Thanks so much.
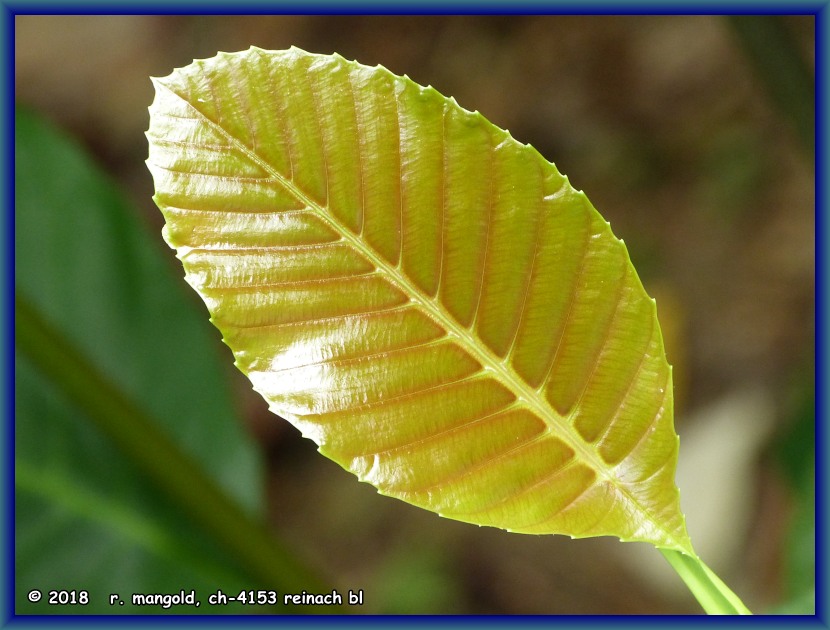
[14,14,814,615]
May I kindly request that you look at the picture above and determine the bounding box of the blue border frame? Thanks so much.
[816,0,826,624]
[5,2,825,627]
[4,1,13,627]
[0,1,826,13]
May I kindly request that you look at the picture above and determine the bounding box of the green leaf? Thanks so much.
[15,108,261,511]
[147,47,693,555]
[14,108,268,613]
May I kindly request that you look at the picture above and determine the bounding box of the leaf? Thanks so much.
[15,108,267,613]
[16,108,262,511]
[147,47,694,555]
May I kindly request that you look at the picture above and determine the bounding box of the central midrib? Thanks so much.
[161,77,687,552]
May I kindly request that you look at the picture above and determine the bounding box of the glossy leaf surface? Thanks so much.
[147,47,693,554]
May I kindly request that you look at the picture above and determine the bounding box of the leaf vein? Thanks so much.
[436,104,447,299]
[433,434,570,514]
[222,302,414,332]
[308,68,331,210]
[200,270,379,293]
[317,371,491,416]
[470,138,494,331]
[608,376,671,480]
[563,264,628,435]
[347,71,367,236]
[150,163,281,183]
[535,224,592,394]
[366,400,523,460]
[186,242,345,255]
[267,335,453,378]
[504,164,545,362]
[593,321,657,450]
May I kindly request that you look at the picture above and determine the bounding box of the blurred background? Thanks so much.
[15,14,814,615]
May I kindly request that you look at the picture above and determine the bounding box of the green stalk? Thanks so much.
[15,291,345,613]
[660,548,752,615]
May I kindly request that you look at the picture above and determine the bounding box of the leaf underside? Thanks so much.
[147,47,693,554]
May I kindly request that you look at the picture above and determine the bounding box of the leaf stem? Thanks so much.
[659,548,752,615]
[15,291,345,613]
